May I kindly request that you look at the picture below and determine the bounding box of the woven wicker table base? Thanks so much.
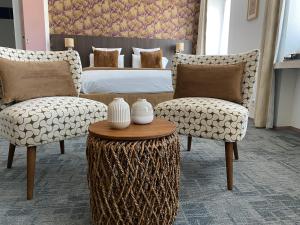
[86,133,180,225]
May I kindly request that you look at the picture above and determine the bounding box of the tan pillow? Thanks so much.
[0,58,77,103]
[140,50,163,68]
[174,63,246,103]
[94,50,119,67]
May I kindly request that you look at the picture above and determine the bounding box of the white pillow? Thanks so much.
[92,46,122,55]
[132,54,168,69]
[89,53,124,68]
[132,47,161,55]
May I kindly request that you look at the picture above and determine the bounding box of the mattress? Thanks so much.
[81,68,174,94]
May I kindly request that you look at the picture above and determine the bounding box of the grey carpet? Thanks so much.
[0,122,299,225]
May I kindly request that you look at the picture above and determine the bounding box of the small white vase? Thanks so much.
[108,98,130,129]
[131,99,154,124]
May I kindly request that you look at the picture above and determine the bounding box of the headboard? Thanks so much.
[50,34,193,68]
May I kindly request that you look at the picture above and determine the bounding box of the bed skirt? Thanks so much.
[80,92,174,106]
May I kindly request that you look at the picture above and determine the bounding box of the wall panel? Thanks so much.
[48,0,200,42]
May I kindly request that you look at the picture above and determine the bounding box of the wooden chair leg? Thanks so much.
[7,143,16,168]
[60,140,64,154]
[27,146,36,200]
[233,142,239,160]
[225,142,233,190]
[187,136,192,151]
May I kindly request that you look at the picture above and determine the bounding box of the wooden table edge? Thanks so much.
[88,118,177,141]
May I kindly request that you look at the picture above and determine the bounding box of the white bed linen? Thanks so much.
[81,69,174,94]
[132,47,160,55]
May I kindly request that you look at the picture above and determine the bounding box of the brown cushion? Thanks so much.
[174,63,246,103]
[0,58,77,103]
[140,50,162,68]
[94,50,119,67]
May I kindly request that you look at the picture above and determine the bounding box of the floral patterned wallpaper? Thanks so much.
[48,0,200,41]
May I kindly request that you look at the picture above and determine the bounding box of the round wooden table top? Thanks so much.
[88,118,177,141]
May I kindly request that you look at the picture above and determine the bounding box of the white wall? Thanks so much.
[274,70,300,129]
[227,0,266,118]
[227,1,300,127]
[274,70,297,126]
[206,0,227,54]
[291,75,300,128]
[227,0,266,54]
[273,0,300,129]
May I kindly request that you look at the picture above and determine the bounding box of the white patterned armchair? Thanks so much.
[155,50,259,190]
[0,47,107,199]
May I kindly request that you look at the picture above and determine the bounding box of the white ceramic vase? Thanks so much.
[131,99,154,124]
[108,98,131,129]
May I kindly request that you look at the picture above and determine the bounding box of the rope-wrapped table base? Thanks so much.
[86,132,180,225]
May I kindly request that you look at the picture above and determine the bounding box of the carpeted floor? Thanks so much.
[0,122,299,225]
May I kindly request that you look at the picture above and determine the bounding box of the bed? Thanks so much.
[80,67,174,105]
[50,34,193,106]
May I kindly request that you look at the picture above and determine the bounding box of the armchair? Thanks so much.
[155,50,259,190]
[0,47,107,199]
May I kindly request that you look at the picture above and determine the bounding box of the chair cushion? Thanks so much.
[172,50,260,109]
[174,63,245,103]
[154,98,249,142]
[0,47,83,110]
[0,97,107,146]
[0,58,77,103]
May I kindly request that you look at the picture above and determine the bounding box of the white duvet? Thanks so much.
[81,69,174,94]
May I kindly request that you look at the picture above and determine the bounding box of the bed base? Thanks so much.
[80,92,174,106]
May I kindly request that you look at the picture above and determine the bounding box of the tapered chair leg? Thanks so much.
[187,136,192,151]
[60,140,65,154]
[225,142,233,190]
[27,146,36,200]
[7,143,16,168]
[233,142,239,160]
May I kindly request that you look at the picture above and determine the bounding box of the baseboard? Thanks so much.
[273,126,300,133]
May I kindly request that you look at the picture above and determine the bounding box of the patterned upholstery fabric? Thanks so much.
[0,47,82,110]
[155,50,259,142]
[155,98,248,142]
[171,50,259,109]
[0,47,108,147]
[0,97,107,147]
